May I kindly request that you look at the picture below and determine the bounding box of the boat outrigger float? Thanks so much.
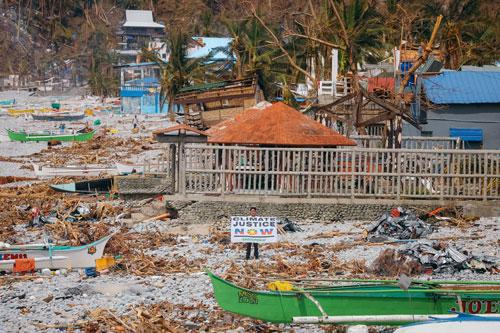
[207,271,500,325]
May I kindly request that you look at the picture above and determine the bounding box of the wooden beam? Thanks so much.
[174,93,256,105]
[358,112,395,127]
[315,92,357,111]
[360,88,420,128]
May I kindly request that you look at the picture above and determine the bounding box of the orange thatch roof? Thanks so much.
[153,124,208,136]
[207,102,356,147]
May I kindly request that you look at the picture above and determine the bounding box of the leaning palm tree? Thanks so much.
[143,31,206,119]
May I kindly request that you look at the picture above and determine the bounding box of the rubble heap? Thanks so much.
[367,207,434,242]
[401,240,500,274]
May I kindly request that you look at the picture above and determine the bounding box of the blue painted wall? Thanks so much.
[404,103,500,149]
[120,86,168,114]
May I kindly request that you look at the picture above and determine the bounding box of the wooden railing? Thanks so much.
[352,135,464,150]
[180,145,500,200]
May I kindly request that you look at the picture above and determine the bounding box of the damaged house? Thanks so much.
[416,68,500,149]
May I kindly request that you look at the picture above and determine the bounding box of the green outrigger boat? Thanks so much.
[7,129,95,142]
[208,271,500,325]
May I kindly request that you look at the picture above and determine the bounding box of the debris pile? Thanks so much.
[28,134,158,166]
[81,301,285,332]
[367,207,434,242]
[370,249,422,276]
[401,241,500,274]
[371,240,500,276]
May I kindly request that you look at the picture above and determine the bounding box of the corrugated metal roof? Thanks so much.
[460,65,500,72]
[207,102,356,147]
[153,124,208,136]
[368,77,395,93]
[423,71,500,104]
[179,81,227,93]
[123,10,165,28]
[125,77,159,85]
[188,37,233,61]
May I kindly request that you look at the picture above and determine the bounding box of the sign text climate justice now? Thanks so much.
[230,216,278,243]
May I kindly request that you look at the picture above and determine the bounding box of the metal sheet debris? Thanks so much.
[367,208,434,242]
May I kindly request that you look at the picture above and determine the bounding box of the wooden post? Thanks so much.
[351,149,356,199]
[171,144,177,193]
[179,142,186,196]
[307,150,313,198]
[483,151,488,201]
[264,149,269,195]
[221,146,226,196]
[396,150,401,200]
[440,152,445,201]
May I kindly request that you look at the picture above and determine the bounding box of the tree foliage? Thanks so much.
[0,0,498,96]
[143,30,207,117]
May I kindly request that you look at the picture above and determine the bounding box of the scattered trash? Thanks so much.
[367,208,434,241]
[95,256,116,272]
[42,294,54,303]
[267,280,294,291]
[280,218,303,232]
[13,258,36,273]
[85,267,98,278]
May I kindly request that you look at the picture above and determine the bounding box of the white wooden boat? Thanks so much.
[33,163,117,178]
[116,162,144,174]
[0,256,71,272]
[0,234,113,268]
[33,162,144,177]
[394,313,500,333]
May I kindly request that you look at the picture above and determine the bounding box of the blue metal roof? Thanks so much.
[422,71,500,104]
[125,77,159,85]
[449,128,483,142]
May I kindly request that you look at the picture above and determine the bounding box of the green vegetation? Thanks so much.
[0,0,497,96]
[143,31,207,118]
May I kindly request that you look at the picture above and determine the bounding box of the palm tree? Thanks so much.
[413,0,489,69]
[143,31,206,119]
[320,0,386,75]
[217,16,291,99]
[282,0,386,80]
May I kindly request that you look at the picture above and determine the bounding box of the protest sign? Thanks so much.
[230,216,278,243]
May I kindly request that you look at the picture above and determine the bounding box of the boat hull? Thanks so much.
[0,256,71,271]
[50,177,114,194]
[0,99,16,106]
[0,235,112,268]
[116,162,145,175]
[208,272,500,325]
[7,129,95,142]
[395,314,500,333]
[32,112,85,121]
[8,108,51,116]
[33,163,117,178]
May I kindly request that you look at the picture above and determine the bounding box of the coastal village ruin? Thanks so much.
[0,1,499,332]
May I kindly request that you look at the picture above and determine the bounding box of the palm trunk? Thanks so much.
[167,94,175,121]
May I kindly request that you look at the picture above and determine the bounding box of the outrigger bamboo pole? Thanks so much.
[292,314,500,324]
[242,275,500,286]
